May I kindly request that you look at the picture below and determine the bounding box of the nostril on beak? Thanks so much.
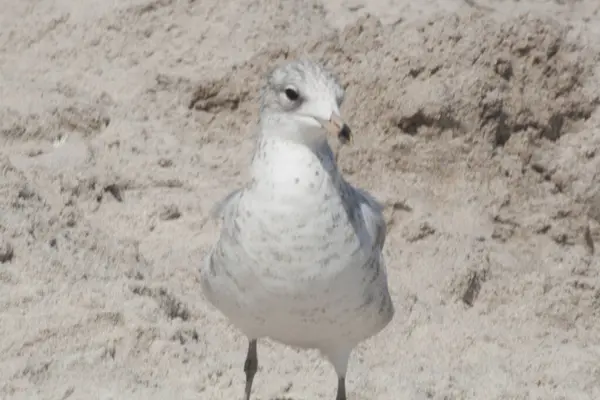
[338,124,352,143]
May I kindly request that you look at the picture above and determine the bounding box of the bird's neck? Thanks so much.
[259,114,329,150]
[249,134,343,197]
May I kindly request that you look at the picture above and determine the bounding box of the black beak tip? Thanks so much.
[338,124,352,143]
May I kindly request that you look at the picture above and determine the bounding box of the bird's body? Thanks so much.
[203,135,393,352]
[201,59,394,400]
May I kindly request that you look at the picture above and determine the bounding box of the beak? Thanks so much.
[316,112,352,144]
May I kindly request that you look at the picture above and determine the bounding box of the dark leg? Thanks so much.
[244,339,258,400]
[336,377,346,400]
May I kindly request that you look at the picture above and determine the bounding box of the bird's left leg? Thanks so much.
[336,376,347,400]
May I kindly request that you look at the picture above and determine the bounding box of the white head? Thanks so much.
[259,59,351,149]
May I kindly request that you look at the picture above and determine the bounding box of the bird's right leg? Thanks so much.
[322,346,351,400]
[244,339,258,400]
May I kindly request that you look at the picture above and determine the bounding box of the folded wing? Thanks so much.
[351,187,387,253]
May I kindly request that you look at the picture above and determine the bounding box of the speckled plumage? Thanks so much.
[201,59,394,400]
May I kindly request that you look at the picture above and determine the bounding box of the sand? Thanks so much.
[1,0,599,399]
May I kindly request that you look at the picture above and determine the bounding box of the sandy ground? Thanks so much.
[1,0,600,399]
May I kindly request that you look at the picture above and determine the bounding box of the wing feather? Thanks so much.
[210,189,242,220]
[351,187,387,252]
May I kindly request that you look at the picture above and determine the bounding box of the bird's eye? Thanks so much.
[284,87,300,101]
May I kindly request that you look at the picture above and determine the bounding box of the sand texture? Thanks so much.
[1,0,600,399]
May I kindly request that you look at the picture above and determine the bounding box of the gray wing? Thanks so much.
[202,188,243,302]
[209,188,243,220]
[351,187,387,252]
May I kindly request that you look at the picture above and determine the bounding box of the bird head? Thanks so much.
[259,59,351,148]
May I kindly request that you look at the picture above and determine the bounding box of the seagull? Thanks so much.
[201,59,394,400]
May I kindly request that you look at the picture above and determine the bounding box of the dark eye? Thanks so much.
[284,87,300,101]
